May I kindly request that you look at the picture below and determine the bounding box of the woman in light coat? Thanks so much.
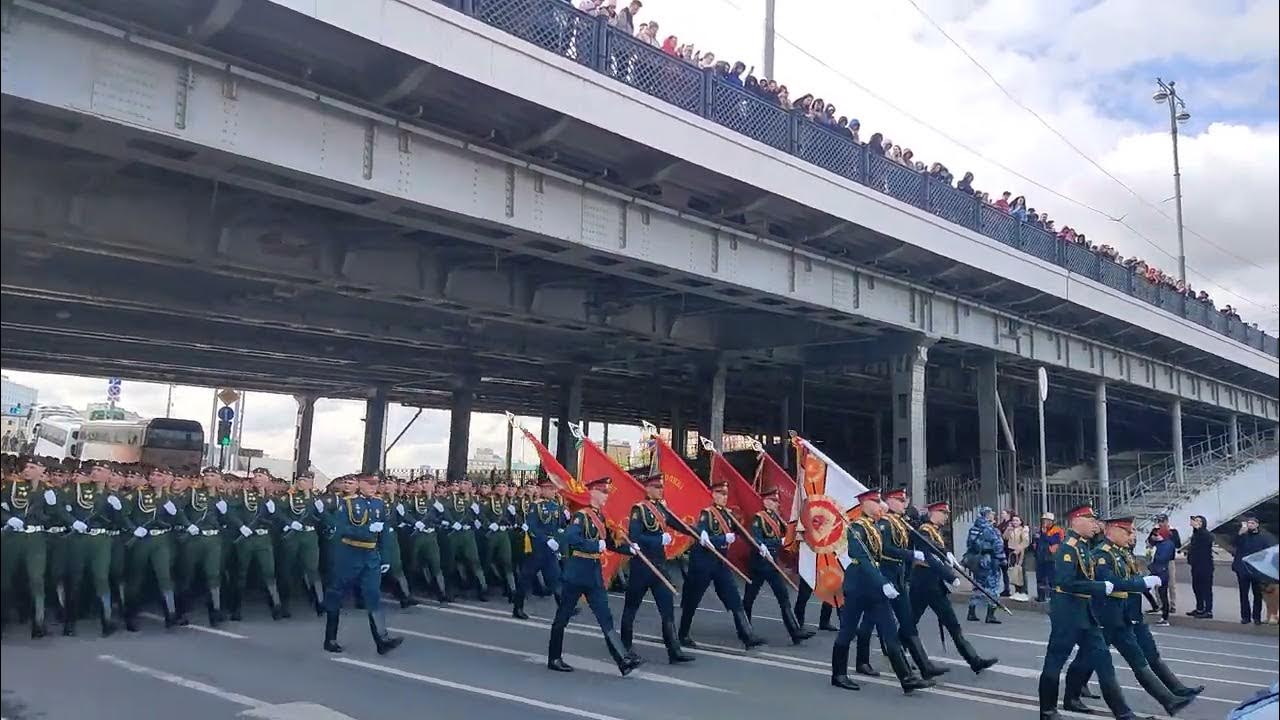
[1002,515,1031,600]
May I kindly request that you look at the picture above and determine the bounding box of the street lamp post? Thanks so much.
[1152,78,1191,285]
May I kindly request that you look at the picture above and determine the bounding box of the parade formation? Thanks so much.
[0,429,1223,720]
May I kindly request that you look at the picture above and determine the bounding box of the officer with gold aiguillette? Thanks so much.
[322,473,403,655]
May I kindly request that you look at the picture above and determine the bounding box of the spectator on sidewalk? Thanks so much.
[996,509,1013,596]
[1234,515,1273,625]
[1154,514,1183,612]
[1185,514,1215,618]
[1032,512,1064,602]
[1002,514,1030,600]
[1147,528,1175,626]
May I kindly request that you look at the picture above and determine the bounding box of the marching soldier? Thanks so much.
[481,475,518,600]
[379,477,418,608]
[618,475,694,663]
[1036,505,1142,720]
[512,476,565,619]
[855,489,945,679]
[2,456,56,637]
[443,475,488,600]
[794,581,838,632]
[224,468,285,620]
[322,473,403,655]
[508,479,531,582]
[404,477,450,602]
[742,485,814,644]
[122,467,184,630]
[677,478,765,650]
[41,467,74,629]
[830,490,933,694]
[175,468,226,626]
[274,472,327,616]
[1061,516,1195,716]
[908,501,997,674]
[104,467,131,619]
[546,477,643,676]
[64,462,120,636]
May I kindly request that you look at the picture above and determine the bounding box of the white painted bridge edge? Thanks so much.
[0,1,1276,424]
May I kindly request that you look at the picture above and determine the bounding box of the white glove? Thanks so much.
[6,516,24,531]
[414,521,426,531]
[913,550,925,562]
[950,578,964,590]
[1103,580,1115,595]
[629,543,641,555]
[521,523,529,532]
[699,530,712,548]
[882,583,900,599]
[163,501,177,516]
[725,532,736,545]
[72,520,89,533]
[369,521,384,533]
[470,503,480,514]
[473,520,481,529]
[134,527,149,538]
[216,499,228,514]
[239,525,252,538]
[108,495,122,511]
[0,501,7,511]
[563,509,571,521]
[597,539,606,553]
[661,532,673,546]
[380,564,390,575]
[396,503,405,516]
[547,538,560,552]
[290,521,303,532]
[433,501,444,512]
[1143,575,1162,590]
[488,523,500,532]
[187,525,199,536]
[507,504,516,515]
[452,522,463,531]
[265,500,276,514]
[759,545,772,560]
[314,499,325,513]
[946,552,958,565]
[43,489,57,505]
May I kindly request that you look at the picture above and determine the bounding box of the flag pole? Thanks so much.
[664,512,752,584]
[612,526,678,595]
[701,436,797,591]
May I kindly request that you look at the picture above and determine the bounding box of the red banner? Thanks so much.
[578,436,648,585]
[649,437,714,560]
[518,426,590,511]
[754,450,797,525]
[711,452,763,574]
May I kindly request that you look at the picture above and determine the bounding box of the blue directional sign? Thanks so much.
[217,405,236,422]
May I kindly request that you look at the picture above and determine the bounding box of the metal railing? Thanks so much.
[437,0,1278,357]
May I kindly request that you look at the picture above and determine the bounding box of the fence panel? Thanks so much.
[473,0,598,67]
[708,81,790,151]
[928,181,978,229]
[1020,225,1057,263]
[979,205,1018,247]
[602,30,702,113]
[795,120,863,183]
[1063,241,1097,276]
[867,154,925,207]
[1158,287,1184,315]
[1099,259,1130,293]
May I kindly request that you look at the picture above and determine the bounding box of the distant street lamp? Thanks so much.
[1153,78,1191,285]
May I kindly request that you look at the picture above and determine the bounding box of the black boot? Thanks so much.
[954,635,997,674]
[677,608,697,648]
[886,641,934,694]
[368,610,403,655]
[984,606,1002,624]
[781,602,815,643]
[662,620,694,664]
[229,597,243,622]
[124,608,140,633]
[1079,684,1099,699]
[434,572,451,604]
[1098,676,1138,720]
[903,634,948,679]
[854,634,880,677]
[547,622,573,672]
[818,603,838,631]
[323,612,343,653]
[831,643,861,691]
[396,576,419,609]
[732,609,767,649]
[1133,665,1193,716]
[512,597,529,620]
[99,594,117,637]
[966,605,979,621]
[604,630,644,676]
[1151,656,1204,697]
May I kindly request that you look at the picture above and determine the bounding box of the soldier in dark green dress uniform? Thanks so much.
[379,477,418,609]
[444,476,488,600]
[41,467,74,630]
[104,467,131,619]
[403,477,450,602]
[122,467,185,630]
[2,456,55,637]
[174,469,226,625]
[64,462,121,636]
[274,472,327,616]
[481,475,518,599]
[224,468,284,621]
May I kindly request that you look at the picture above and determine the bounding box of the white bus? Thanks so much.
[30,416,82,460]
[78,419,147,463]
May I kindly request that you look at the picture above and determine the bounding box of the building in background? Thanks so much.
[1,375,38,448]
[606,441,631,467]
[83,402,142,422]
[468,446,505,472]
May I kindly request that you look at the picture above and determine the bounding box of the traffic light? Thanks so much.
[217,419,233,447]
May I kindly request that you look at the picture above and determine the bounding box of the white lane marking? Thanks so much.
[331,657,631,720]
[139,613,248,639]
[389,626,730,692]
[1150,630,1279,648]
[967,631,1277,663]
[98,654,265,708]
[239,702,364,719]
[972,632,1275,674]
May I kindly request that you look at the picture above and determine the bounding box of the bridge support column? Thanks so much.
[707,360,727,452]
[976,354,1000,509]
[292,393,316,479]
[556,374,583,476]
[1095,380,1111,517]
[872,412,884,484]
[1228,414,1239,457]
[782,367,805,470]
[892,339,933,503]
[504,419,514,476]
[1170,400,1184,487]
[671,404,685,456]
[1075,415,1087,463]
[361,386,388,475]
[446,378,476,480]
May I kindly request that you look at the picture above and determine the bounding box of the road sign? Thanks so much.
[1037,366,1049,403]
[217,388,240,406]
[108,377,122,387]
[218,405,236,422]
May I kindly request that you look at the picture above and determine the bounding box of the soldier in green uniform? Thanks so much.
[122,466,185,630]
[404,477,450,602]
[1036,505,1143,720]
[274,472,327,616]
[508,479,531,581]
[310,472,339,589]
[41,466,75,629]
[481,475,518,599]
[444,475,488,600]
[379,477,419,608]
[104,467,131,618]
[175,469,226,626]
[2,456,55,637]
[64,461,120,636]
[224,468,285,620]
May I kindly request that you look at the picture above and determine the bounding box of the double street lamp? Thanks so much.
[1153,78,1191,285]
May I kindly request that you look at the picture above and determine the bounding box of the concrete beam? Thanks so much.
[447,377,476,480]
[362,385,389,474]
[1096,380,1110,517]
[707,360,727,451]
[293,393,317,479]
[976,353,999,509]
[891,337,934,502]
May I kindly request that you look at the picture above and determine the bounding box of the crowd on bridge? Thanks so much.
[563,0,1257,329]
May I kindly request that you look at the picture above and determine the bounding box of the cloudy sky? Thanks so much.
[3,0,1277,474]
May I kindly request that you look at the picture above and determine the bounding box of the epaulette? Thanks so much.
[1099,543,1111,552]
[1066,537,1077,547]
